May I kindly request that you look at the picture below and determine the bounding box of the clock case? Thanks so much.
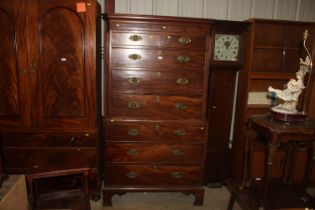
[210,21,248,68]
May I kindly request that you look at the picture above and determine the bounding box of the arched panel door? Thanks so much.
[0,1,31,128]
[30,0,97,128]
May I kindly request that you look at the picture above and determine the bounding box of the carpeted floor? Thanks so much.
[90,186,241,210]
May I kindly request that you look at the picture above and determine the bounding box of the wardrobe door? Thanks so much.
[29,0,97,128]
[0,0,31,128]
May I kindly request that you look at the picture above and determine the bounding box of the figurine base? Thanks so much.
[270,108,308,122]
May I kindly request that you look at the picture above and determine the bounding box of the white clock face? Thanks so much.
[214,34,240,61]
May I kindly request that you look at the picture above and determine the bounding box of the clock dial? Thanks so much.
[214,34,240,61]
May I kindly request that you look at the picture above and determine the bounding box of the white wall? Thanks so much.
[112,0,315,21]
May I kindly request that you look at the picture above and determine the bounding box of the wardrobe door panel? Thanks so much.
[31,0,95,128]
[0,0,31,128]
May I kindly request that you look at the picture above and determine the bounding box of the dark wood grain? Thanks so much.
[105,121,207,142]
[111,69,204,95]
[110,94,203,120]
[104,164,203,186]
[0,0,101,195]
[104,143,205,163]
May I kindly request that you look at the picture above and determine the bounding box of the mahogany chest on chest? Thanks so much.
[103,14,211,205]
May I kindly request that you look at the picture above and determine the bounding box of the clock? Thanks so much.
[214,34,240,61]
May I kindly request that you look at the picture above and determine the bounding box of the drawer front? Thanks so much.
[104,143,205,163]
[161,34,207,49]
[105,121,207,142]
[104,164,203,186]
[111,32,160,47]
[1,133,96,147]
[111,22,209,34]
[111,70,204,95]
[111,48,205,70]
[3,148,98,171]
[110,95,203,120]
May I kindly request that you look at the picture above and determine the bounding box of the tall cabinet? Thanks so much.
[233,19,315,183]
[0,0,101,194]
[103,14,211,206]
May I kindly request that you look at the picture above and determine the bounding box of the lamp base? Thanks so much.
[270,107,308,122]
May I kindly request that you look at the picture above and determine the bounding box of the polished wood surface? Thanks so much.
[103,14,211,206]
[0,0,101,195]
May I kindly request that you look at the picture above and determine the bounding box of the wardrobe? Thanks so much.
[0,0,101,195]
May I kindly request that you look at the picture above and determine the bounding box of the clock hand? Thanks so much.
[224,41,231,49]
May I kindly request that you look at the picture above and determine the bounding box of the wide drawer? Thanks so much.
[110,95,203,120]
[111,70,204,95]
[110,22,209,34]
[104,164,203,186]
[2,148,98,169]
[111,48,205,70]
[105,121,207,142]
[111,32,207,49]
[1,133,96,147]
[104,143,205,163]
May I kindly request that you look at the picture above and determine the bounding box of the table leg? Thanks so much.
[287,142,298,186]
[303,141,315,190]
[283,142,294,185]
[26,177,35,210]
[264,143,276,195]
[240,130,255,190]
[83,172,91,210]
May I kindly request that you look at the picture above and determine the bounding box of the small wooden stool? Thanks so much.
[26,151,90,210]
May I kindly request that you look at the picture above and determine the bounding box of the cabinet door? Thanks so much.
[29,0,97,128]
[0,0,31,128]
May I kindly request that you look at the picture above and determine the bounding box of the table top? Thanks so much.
[249,115,315,141]
[27,151,89,177]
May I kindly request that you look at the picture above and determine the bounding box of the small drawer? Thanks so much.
[111,70,204,95]
[104,164,203,186]
[110,94,203,120]
[104,143,205,163]
[161,34,207,49]
[105,121,207,142]
[111,32,160,47]
[1,133,96,147]
[110,22,209,34]
[111,48,206,70]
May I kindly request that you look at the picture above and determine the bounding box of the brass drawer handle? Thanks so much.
[178,37,192,45]
[128,128,139,136]
[127,149,139,156]
[128,54,142,60]
[172,149,185,156]
[177,55,190,63]
[126,171,139,179]
[176,78,189,85]
[175,103,188,110]
[170,172,183,178]
[129,35,142,41]
[174,130,186,136]
[128,77,141,84]
[128,101,140,109]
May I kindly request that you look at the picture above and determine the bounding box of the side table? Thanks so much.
[243,115,315,195]
[26,151,90,210]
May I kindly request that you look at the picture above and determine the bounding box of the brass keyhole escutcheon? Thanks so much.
[129,35,142,41]
[126,171,139,179]
[175,103,188,110]
[174,130,186,136]
[176,78,189,85]
[128,77,141,84]
[128,128,139,136]
[178,37,192,45]
[128,101,140,109]
[170,172,183,178]
[128,54,142,60]
[177,55,190,63]
[172,149,185,156]
[127,149,139,156]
